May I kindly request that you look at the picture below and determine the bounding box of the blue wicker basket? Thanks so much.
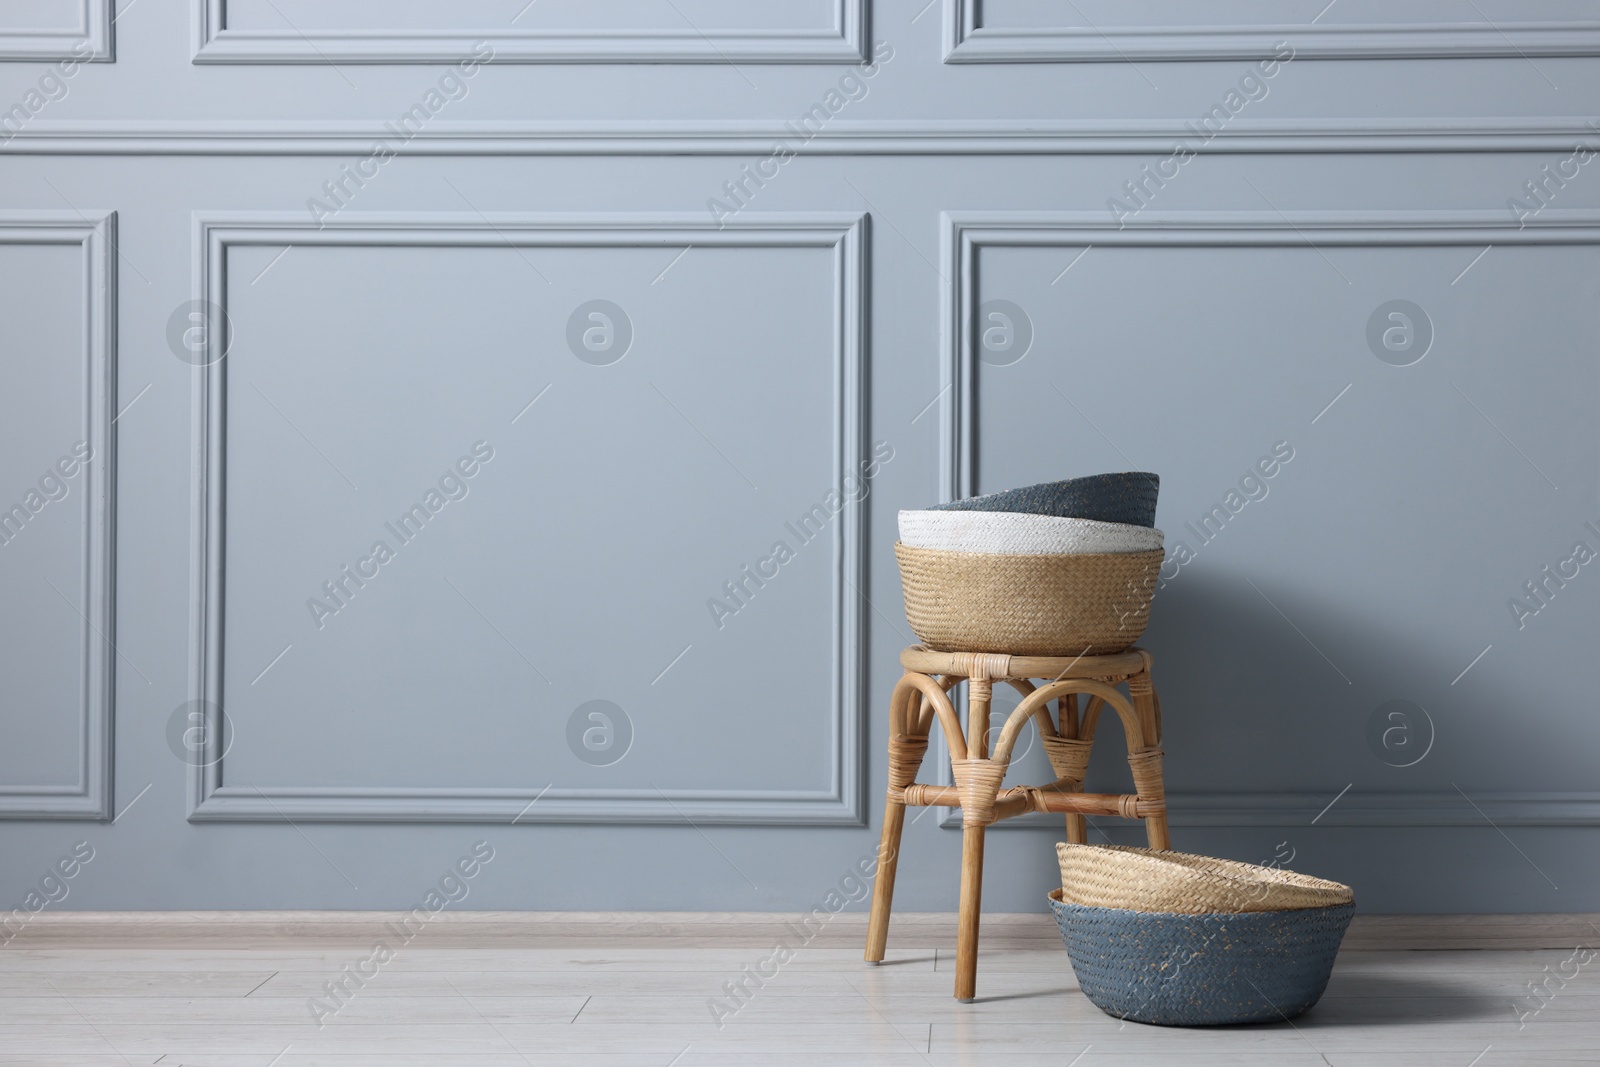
[931,472,1159,528]
[1049,890,1354,1026]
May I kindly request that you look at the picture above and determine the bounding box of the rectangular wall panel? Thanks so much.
[0,212,115,819]
[0,0,111,61]
[937,210,1600,828]
[194,0,864,63]
[946,0,1600,61]
[187,211,866,824]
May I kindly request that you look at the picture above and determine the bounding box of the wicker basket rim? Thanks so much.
[894,542,1167,564]
[1057,843,1354,909]
[1069,843,1350,889]
[1048,887,1355,917]
[898,509,1158,531]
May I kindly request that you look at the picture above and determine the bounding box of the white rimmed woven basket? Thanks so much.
[1056,843,1354,915]
[898,509,1163,556]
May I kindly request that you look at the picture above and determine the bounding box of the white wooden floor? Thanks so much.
[2,915,1595,1066]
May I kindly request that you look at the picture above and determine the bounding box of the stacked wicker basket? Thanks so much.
[896,472,1165,656]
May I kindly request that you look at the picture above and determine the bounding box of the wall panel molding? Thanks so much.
[187,211,866,825]
[193,0,864,64]
[936,208,1600,829]
[0,212,116,820]
[0,0,111,62]
[944,0,1600,62]
[5,118,1599,156]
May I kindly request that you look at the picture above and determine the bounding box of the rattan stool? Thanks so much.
[863,645,1170,1001]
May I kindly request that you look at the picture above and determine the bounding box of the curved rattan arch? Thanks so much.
[889,672,965,760]
[992,678,1143,766]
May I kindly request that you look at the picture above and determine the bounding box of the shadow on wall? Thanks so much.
[1134,566,1545,803]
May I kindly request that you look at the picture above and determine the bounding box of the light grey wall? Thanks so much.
[1,0,1598,915]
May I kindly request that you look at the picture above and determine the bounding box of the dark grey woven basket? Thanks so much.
[1049,893,1354,1026]
[932,472,1159,528]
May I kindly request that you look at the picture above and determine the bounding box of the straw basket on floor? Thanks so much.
[1051,844,1355,1026]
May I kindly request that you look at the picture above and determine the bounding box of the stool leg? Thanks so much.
[955,822,985,1001]
[953,675,995,1001]
[1059,695,1088,844]
[864,795,905,964]
[868,682,932,965]
[1145,685,1169,849]
[1127,659,1170,851]
[1144,807,1171,851]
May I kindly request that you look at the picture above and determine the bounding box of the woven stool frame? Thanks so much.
[864,645,1171,1002]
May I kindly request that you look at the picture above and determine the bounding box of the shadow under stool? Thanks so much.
[863,645,1170,1001]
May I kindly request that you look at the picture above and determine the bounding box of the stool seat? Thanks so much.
[900,645,1148,681]
[864,645,1171,1001]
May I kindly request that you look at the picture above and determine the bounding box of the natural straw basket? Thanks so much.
[1056,844,1354,915]
[894,543,1163,656]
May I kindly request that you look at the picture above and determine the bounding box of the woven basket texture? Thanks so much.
[1056,844,1354,915]
[930,472,1159,528]
[894,543,1162,655]
[1049,891,1354,1026]
[898,509,1163,556]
